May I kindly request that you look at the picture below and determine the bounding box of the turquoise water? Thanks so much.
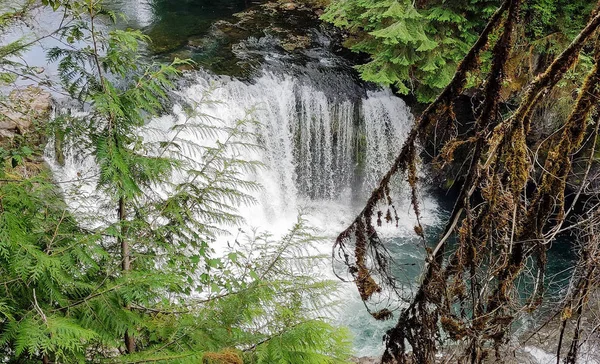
[144,0,250,53]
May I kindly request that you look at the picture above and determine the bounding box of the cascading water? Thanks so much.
[47,68,437,356]
[46,68,437,356]
[177,71,416,224]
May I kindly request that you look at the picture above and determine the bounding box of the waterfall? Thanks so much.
[170,71,414,223]
[46,69,435,356]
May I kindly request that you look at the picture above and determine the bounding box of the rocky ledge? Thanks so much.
[0,86,52,139]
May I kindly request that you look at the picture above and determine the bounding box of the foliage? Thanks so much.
[322,0,498,101]
[0,1,352,363]
[522,0,595,41]
[0,169,351,362]
[323,0,596,102]
[0,172,102,362]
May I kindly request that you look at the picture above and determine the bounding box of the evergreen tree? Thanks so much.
[322,0,596,102]
[322,0,498,102]
[0,1,353,362]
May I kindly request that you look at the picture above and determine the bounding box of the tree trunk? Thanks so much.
[119,196,130,272]
[118,196,135,354]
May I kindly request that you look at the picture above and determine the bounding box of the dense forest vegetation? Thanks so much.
[323,0,596,102]
[1,0,600,363]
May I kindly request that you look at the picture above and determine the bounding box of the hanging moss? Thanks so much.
[334,0,600,362]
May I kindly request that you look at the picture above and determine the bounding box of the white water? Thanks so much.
[47,70,439,356]
[175,72,420,229]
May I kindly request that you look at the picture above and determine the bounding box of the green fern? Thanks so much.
[0,1,354,363]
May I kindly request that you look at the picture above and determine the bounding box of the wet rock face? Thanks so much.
[0,86,52,139]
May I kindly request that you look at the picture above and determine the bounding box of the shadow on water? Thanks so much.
[430,185,577,321]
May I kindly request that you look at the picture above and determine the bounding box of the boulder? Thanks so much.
[281,34,311,51]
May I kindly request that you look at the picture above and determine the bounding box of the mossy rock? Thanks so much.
[281,34,312,51]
